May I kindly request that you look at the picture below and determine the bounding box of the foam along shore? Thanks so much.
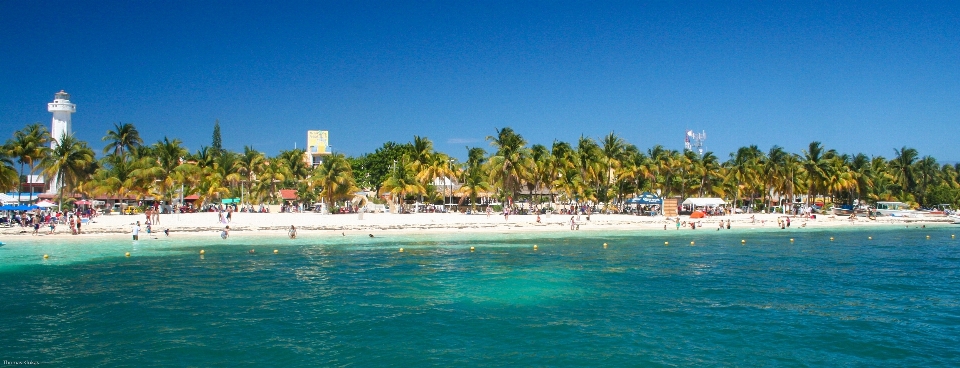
[1,210,955,239]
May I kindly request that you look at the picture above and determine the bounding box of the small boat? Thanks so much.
[832,205,855,216]
[874,201,924,217]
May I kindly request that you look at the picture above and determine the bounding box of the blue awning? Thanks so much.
[627,192,662,205]
[0,204,39,211]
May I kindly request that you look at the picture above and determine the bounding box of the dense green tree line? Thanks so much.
[3,122,959,211]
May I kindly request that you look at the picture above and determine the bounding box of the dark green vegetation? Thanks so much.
[3,123,959,210]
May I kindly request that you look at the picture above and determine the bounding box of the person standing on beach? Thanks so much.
[132,221,141,241]
[226,208,232,223]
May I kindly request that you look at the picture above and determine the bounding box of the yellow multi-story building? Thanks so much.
[305,130,330,166]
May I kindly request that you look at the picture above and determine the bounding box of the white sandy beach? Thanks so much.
[2,210,954,241]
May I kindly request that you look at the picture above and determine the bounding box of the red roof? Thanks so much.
[184,194,200,200]
[279,189,298,200]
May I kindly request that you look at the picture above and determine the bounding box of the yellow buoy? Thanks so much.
[868,236,872,240]
[926,235,930,239]
[952,234,955,239]
[830,237,834,241]
[200,249,205,254]
[470,246,475,251]
[741,239,746,244]
[790,238,794,242]
[533,245,538,250]
[399,248,404,252]
[125,252,130,257]
[43,254,49,259]
[690,241,695,245]
[603,243,607,246]
[664,241,669,245]
[273,250,278,254]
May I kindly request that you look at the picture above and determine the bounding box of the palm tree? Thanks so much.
[0,150,18,192]
[617,147,653,199]
[457,147,492,210]
[313,153,359,205]
[130,137,187,201]
[763,146,788,209]
[526,144,552,205]
[691,151,723,198]
[6,123,49,202]
[487,127,530,203]
[802,141,834,207]
[418,152,458,204]
[89,154,137,203]
[102,122,142,157]
[381,158,423,212]
[890,146,919,201]
[40,133,96,210]
[848,153,873,205]
[914,155,940,206]
[277,149,309,187]
[726,145,762,210]
[599,132,627,203]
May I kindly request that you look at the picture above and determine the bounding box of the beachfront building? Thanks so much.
[47,90,76,194]
[304,130,331,167]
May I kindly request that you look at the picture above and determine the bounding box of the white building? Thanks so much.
[47,90,76,194]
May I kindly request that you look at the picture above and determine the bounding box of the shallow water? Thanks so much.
[1,226,959,366]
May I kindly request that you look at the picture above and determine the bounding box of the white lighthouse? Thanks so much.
[47,90,76,193]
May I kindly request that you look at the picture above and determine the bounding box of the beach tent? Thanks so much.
[0,193,17,204]
[627,192,662,205]
[681,198,727,207]
[36,200,56,208]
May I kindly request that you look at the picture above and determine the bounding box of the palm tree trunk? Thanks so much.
[17,162,24,203]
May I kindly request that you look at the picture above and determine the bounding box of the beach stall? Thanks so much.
[626,192,663,216]
[681,197,727,215]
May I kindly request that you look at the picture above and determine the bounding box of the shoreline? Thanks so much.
[2,212,955,242]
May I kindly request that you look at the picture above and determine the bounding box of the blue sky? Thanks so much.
[1,1,958,162]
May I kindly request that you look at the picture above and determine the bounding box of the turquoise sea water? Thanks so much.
[2,226,959,366]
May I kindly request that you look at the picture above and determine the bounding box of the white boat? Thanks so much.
[874,201,924,217]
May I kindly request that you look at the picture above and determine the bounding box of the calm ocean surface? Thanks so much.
[1,226,959,366]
